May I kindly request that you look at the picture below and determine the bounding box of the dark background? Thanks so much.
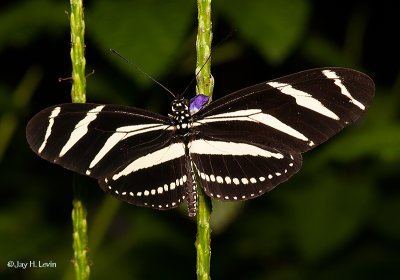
[1,0,399,279]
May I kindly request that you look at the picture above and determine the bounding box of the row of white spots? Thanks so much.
[267,81,340,120]
[142,197,185,209]
[106,175,187,209]
[143,194,186,209]
[197,156,296,201]
[207,190,261,201]
[198,169,290,186]
[38,106,61,153]
[194,109,312,146]
[322,69,365,110]
[59,105,105,157]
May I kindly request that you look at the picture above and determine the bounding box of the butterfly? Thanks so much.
[26,67,375,216]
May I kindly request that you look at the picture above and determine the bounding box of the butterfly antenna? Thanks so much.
[181,53,212,96]
[110,49,176,98]
[181,31,235,97]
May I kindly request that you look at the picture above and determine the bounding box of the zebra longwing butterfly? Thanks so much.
[26,68,375,217]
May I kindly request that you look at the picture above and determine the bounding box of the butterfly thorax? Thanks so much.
[170,98,193,136]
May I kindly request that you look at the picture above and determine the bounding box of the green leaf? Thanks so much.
[280,172,375,261]
[0,0,67,52]
[216,0,310,64]
[312,124,400,164]
[301,34,350,67]
[373,193,400,241]
[87,0,195,86]
[211,200,243,234]
[309,93,400,165]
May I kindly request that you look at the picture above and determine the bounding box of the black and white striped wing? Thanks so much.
[190,68,374,201]
[98,139,190,210]
[26,103,187,210]
[189,139,302,201]
[26,67,375,213]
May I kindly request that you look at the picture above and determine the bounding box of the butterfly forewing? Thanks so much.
[194,68,375,153]
[26,103,174,178]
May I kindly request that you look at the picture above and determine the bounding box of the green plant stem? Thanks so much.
[72,179,90,280]
[70,0,90,279]
[195,1,213,280]
[70,0,86,103]
[196,0,214,99]
[195,184,212,280]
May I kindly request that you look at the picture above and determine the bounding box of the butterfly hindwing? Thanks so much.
[99,141,188,210]
[189,137,302,201]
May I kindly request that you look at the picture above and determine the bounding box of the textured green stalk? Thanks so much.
[196,0,214,99]
[195,1,213,280]
[72,180,90,280]
[70,0,90,279]
[195,183,212,280]
[70,0,86,103]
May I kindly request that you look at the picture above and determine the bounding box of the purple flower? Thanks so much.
[189,94,210,115]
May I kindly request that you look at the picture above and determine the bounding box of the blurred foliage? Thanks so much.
[1,0,399,279]
[87,0,195,86]
[215,0,310,64]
